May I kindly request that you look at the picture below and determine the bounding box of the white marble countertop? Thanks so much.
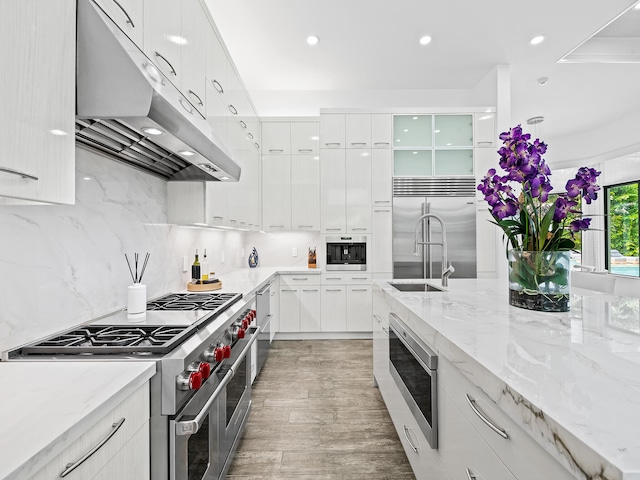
[0,361,155,480]
[376,278,640,480]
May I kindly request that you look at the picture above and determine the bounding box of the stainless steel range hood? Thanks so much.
[75,0,241,182]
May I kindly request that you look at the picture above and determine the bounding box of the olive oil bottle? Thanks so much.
[201,249,209,281]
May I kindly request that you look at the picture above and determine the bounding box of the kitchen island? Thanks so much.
[374,278,640,480]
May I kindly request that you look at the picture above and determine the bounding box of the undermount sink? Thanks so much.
[389,282,444,292]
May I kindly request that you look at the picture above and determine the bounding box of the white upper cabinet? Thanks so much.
[262,122,291,154]
[144,0,182,88]
[262,154,291,231]
[345,114,371,148]
[291,122,319,154]
[371,114,393,148]
[291,155,320,231]
[474,112,497,147]
[345,149,372,233]
[93,0,143,47]
[371,206,393,274]
[371,149,392,206]
[320,114,345,148]
[181,0,206,116]
[204,27,230,147]
[320,149,347,232]
[205,22,229,101]
[0,0,75,205]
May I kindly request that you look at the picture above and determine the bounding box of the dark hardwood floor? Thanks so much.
[227,339,415,479]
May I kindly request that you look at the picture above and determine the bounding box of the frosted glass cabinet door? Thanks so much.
[394,150,432,176]
[393,115,432,147]
[434,114,473,147]
[434,150,474,176]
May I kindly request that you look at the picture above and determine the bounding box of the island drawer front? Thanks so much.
[31,383,150,480]
[279,274,321,286]
[439,358,576,480]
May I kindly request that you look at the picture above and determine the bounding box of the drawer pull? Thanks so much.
[298,225,314,228]
[187,90,204,107]
[326,289,342,292]
[325,277,342,280]
[111,0,135,27]
[374,142,390,146]
[298,148,313,152]
[0,166,38,181]
[292,277,308,281]
[154,51,176,76]
[351,288,367,292]
[324,142,341,146]
[268,149,284,153]
[465,394,508,439]
[211,79,224,93]
[351,228,367,231]
[465,467,477,480]
[302,289,318,292]
[403,425,418,453]
[350,142,367,146]
[60,418,125,477]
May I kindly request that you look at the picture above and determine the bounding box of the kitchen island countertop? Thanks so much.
[376,277,640,480]
[0,361,155,480]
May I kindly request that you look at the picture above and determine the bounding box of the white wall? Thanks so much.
[245,231,321,268]
[0,148,246,354]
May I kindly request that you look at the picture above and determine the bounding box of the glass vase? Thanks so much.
[508,250,571,312]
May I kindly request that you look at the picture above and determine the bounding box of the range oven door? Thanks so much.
[170,326,259,480]
[388,313,438,449]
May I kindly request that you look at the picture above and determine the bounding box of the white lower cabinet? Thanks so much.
[320,274,372,332]
[31,383,150,480]
[300,287,321,332]
[346,285,372,331]
[321,286,347,331]
[279,286,301,332]
[278,275,321,333]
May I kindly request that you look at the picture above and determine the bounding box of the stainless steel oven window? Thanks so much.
[388,313,438,448]
[225,356,247,426]
[187,413,211,479]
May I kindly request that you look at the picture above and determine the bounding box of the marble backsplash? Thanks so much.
[0,148,246,354]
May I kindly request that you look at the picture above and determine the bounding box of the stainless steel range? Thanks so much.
[9,291,258,480]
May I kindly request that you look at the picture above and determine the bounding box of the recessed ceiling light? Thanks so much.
[306,35,319,46]
[178,150,195,157]
[529,35,546,45]
[419,35,432,46]
[537,77,549,86]
[142,127,164,136]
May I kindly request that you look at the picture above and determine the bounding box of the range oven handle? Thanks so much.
[174,326,261,436]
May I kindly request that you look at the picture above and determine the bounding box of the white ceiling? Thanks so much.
[205,0,640,151]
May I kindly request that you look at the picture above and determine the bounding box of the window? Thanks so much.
[605,182,640,276]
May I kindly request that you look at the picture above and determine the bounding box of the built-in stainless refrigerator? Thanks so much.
[393,177,477,279]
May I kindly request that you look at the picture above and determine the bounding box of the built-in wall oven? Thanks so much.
[389,313,438,448]
[171,324,259,480]
[326,235,367,271]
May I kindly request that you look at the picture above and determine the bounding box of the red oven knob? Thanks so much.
[214,346,225,362]
[251,309,256,319]
[198,362,211,380]
[242,318,249,329]
[223,345,231,358]
[189,371,203,390]
[238,328,245,339]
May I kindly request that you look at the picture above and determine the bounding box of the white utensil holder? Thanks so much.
[127,283,147,321]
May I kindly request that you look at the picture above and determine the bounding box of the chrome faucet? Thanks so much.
[413,213,455,287]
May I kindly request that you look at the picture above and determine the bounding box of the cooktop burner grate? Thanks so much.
[146,292,241,311]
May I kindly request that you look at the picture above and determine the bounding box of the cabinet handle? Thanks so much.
[213,216,224,219]
[292,277,308,281]
[373,200,390,204]
[381,325,389,335]
[239,120,247,129]
[187,90,203,107]
[351,277,367,280]
[326,289,342,292]
[247,132,254,139]
[351,228,368,231]
[298,148,313,152]
[302,289,318,292]
[0,166,38,181]
[350,142,367,146]
[325,277,342,280]
[465,394,508,439]
[351,288,368,292]
[477,141,493,146]
[154,51,176,76]
[324,142,341,146]
[268,225,285,228]
[374,142,390,146]
[211,79,224,93]
[281,289,296,292]
[298,225,314,228]
[228,104,238,115]
[403,425,418,453]
[268,149,284,153]
[111,0,135,27]
[465,468,478,480]
[326,228,342,231]
[60,418,125,477]
[254,143,260,149]
[374,209,391,213]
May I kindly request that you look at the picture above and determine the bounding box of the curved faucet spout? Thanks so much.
[413,213,452,287]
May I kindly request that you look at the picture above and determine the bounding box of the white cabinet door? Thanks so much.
[291,122,320,154]
[93,0,143,47]
[0,0,75,205]
[346,285,372,331]
[206,181,229,227]
[474,112,497,148]
[300,287,322,332]
[92,423,150,480]
[291,154,320,231]
[244,146,262,230]
[278,287,300,332]
[320,287,347,331]
[262,154,291,231]
[144,0,182,88]
[371,114,393,149]
[262,122,291,154]
[345,149,372,233]
[320,149,346,233]
[371,207,393,274]
[181,0,206,116]
[320,114,345,148]
[346,113,371,148]
[371,149,393,206]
